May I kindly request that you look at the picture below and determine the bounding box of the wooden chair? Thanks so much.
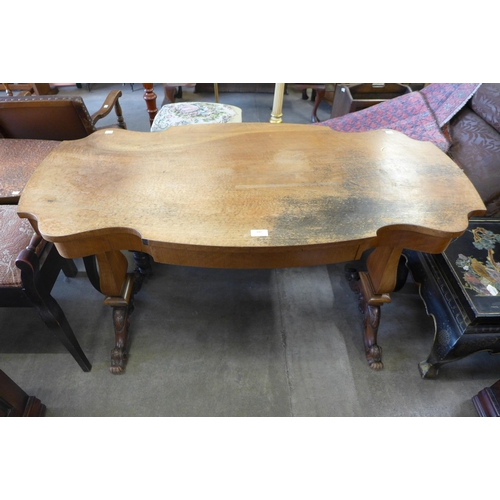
[0,91,126,140]
[295,84,328,123]
[1,83,33,97]
[0,205,91,372]
[1,83,58,96]
[162,83,219,106]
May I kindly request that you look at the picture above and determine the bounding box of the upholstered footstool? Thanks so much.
[151,102,242,132]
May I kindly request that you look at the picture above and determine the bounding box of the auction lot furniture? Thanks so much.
[1,83,57,96]
[404,217,500,378]
[1,140,91,372]
[473,378,500,416]
[0,205,91,372]
[150,102,242,132]
[330,83,412,119]
[17,124,485,374]
[161,83,219,105]
[295,84,327,123]
[0,92,126,140]
[0,369,46,417]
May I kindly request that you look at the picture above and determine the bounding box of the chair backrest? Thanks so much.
[0,96,96,140]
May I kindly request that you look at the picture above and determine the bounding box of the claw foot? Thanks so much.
[366,344,383,370]
[110,347,127,374]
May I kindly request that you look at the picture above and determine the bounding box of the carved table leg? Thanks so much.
[346,269,387,369]
[345,246,403,370]
[105,275,135,374]
[96,251,136,374]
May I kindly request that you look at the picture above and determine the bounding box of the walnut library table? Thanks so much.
[17,123,486,373]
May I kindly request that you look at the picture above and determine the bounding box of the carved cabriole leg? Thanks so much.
[96,251,134,374]
[109,304,130,374]
[346,246,403,370]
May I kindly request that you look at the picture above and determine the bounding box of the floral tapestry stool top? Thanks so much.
[151,102,242,132]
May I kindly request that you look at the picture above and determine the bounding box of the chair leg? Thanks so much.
[30,293,92,372]
[163,84,176,104]
[83,255,101,293]
[16,240,91,372]
[61,258,78,278]
[311,88,326,123]
[114,98,127,129]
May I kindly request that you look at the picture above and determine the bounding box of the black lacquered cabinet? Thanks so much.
[404,218,500,378]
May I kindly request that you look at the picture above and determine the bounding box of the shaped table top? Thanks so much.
[17,123,486,267]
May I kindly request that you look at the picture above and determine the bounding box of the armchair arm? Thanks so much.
[91,90,126,129]
[16,233,43,277]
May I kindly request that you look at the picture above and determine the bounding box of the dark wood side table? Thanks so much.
[473,379,500,416]
[404,218,500,378]
[0,370,46,417]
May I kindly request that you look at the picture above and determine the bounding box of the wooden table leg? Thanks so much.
[142,83,158,126]
[346,246,403,370]
[96,251,135,374]
[104,276,135,374]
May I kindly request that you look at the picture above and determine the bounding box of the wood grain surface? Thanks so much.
[17,123,486,268]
